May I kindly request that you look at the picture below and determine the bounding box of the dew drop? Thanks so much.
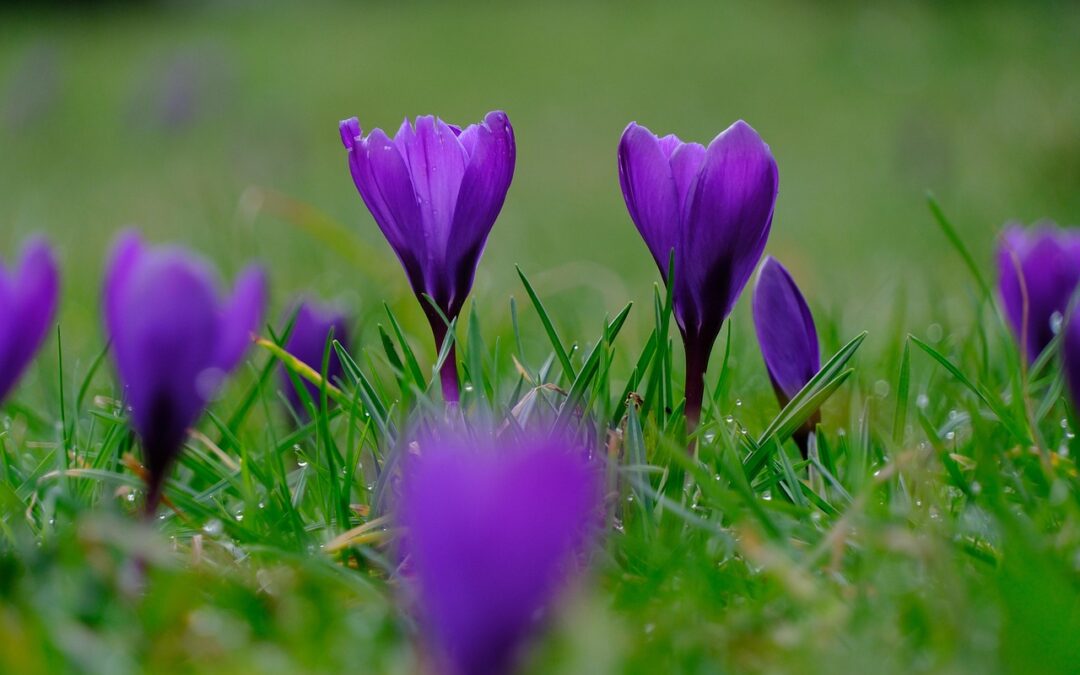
[873,380,890,398]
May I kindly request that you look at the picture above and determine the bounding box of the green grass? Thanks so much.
[1,1,1079,673]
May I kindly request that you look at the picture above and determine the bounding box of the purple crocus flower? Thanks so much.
[339,111,516,403]
[996,223,1080,363]
[280,299,349,416]
[103,231,267,513]
[1063,306,1080,415]
[752,256,820,456]
[618,120,778,432]
[0,237,59,404]
[398,433,600,675]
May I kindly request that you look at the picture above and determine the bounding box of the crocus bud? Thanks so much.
[752,256,820,456]
[280,299,349,416]
[339,111,516,403]
[996,223,1080,363]
[103,231,266,512]
[399,433,600,675]
[0,237,59,404]
[619,120,778,431]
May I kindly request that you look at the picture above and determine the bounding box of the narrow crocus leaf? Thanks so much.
[996,222,1080,363]
[340,111,516,402]
[279,298,350,417]
[103,230,266,512]
[398,432,601,675]
[0,236,60,405]
[618,120,777,431]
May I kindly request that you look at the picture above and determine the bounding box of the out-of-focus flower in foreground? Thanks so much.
[996,223,1080,363]
[618,119,778,433]
[0,237,59,404]
[752,256,820,456]
[280,299,349,417]
[1063,304,1080,418]
[103,231,266,513]
[398,433,600,675]
[339,111,516,403]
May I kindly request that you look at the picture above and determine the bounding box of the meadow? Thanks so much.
[1,1,1079,673]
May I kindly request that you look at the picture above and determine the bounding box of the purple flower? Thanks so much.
[103,231,266,512]
[398,433,600,675]
[752,257,820,455]
[339,111,516,403]
[280,299,349,416]
[996,223,1080,363]
[1063,306,1080,415]
[618,120,778,430]
[0,237,59,404]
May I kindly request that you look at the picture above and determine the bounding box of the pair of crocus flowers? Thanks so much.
[339,111,819,437]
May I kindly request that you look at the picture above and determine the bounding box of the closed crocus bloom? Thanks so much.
[752,256,820,456]
[619,120,778,431]
[0,237,59,404]
[399,434,600,675]
[104,231,266,513]
[339,111,515,403]
[997,223,1080,363]
[280,299,349,416]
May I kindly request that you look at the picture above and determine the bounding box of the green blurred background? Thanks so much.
[1,0,1078,364]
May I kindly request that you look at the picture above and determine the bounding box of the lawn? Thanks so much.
[0,1,1078,673]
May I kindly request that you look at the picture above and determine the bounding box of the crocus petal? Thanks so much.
[752,257,819,403]
[394,115,469,266]
[103,230,145,362]
[681,120,778,343]
[996,223,1080,362]
[215,265,267,373]
[400,435,600,675]
[618,122,681,278]
[338,116,361,149]
[354,127,428,293]
[443,110,515,316]
[0,237,59,402]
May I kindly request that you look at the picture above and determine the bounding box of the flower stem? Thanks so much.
[684,341,707,447]
[439,342,460,403]
[430,319,460,404]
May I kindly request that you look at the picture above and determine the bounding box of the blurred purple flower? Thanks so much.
[1063,306,1080,416]
[280,299,349,416]
[104,231,266,512]
[996,223,1080,363]
[339,111,516,402]
[619,119,778,431]
[752,256,819,455]
[0,237,59,404]
[398,433,600,675]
